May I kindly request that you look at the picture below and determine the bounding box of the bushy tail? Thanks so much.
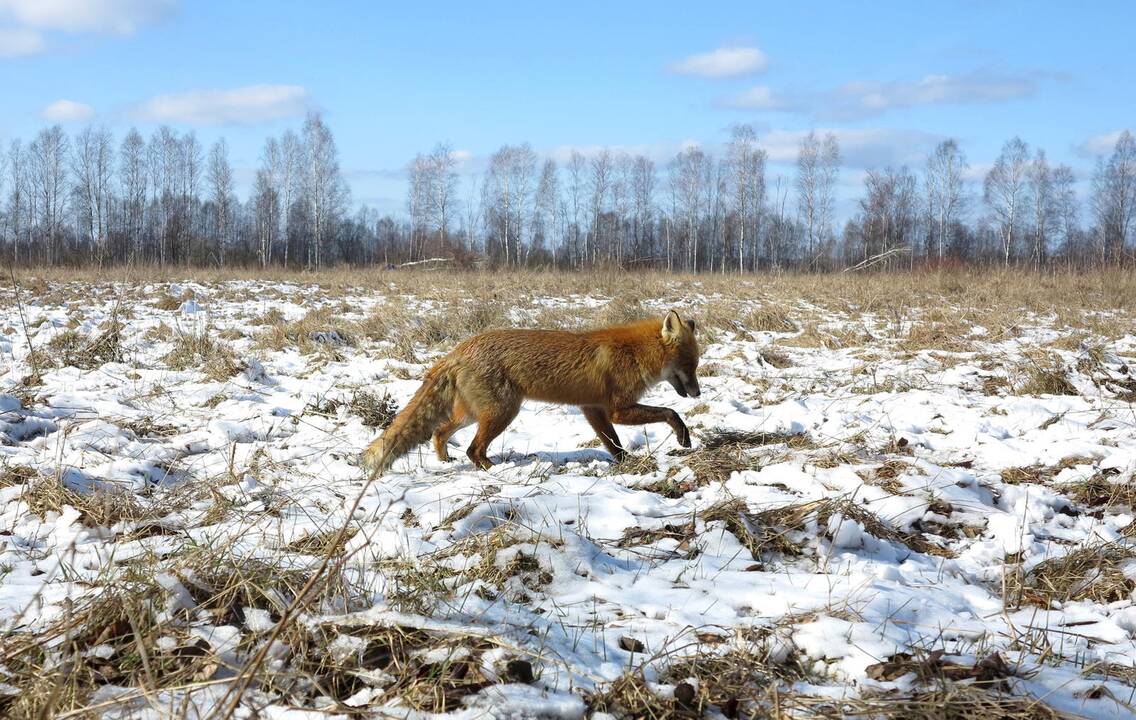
[362,363,456,476]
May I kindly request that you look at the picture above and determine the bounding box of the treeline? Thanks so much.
[1,115,1134,271]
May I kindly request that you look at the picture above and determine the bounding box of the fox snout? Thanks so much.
[666,373,700,398]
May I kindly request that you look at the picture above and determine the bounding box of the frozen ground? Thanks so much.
[2,277,1136,718]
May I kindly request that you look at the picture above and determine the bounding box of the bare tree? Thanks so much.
[566,151,586,266]
[279,130,302,265]
[5,141,28,265]
[252,168,279,268]
[796,131,840,268]
[924,139,967,262]
[984,137,1031,266]
[853,167,918,268]
[588,150,612,265]
[301,111,348,268]
[208,139,235,265]
[1051,164,1079,257]
[406,153,429,261]
[119,129,147,263]
[426,142,459,248]
[534,158,559,262]
[727,125,766,272]
[29,126,70,265]
[483,144,537,267]
[630,155,656,263]
[71,126,114,265]
[1091,130,1136,265]
[1026,149,1055,269]
[669,147,708,272]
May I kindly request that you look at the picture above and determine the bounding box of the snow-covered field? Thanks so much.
[2,275,1136,719]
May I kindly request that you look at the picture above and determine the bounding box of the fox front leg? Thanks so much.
[610,403,692,448]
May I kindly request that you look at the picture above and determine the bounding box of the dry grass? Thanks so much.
[701,494,956,564]
[760,346,794,368]
[1006,542,1136,607]
[43,319,124,370]
[1014,352,1078,396]
[163,327,245,380]
[256,306,357,355]
[785,684,1069,720]
[19,469,146,528]
[306,388,399,428]
[699,427,816,451]
[0,535,373,719]
[1000,455,1095,485]
[1061,469,1136,512]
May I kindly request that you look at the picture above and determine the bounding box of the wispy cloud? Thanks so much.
[761,128,942,168]
[548,139,703,165]
[1076,129,1130,158]
[720,85,796,111]
[668,46,768,78]
[133,84,309,125]
[0,0,173,57]
[0,0,173,34]
[821,71,1036,118]
[0,25,42,56]
[41,99,94,122]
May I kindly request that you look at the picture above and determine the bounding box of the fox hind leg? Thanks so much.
[467,399,521,470]
[433,397,473,461]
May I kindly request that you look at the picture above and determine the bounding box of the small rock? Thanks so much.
[674,681,696,706]
[505,659,535,683]
[619,636,645,653]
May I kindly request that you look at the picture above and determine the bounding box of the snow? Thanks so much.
[2,279,1136,717]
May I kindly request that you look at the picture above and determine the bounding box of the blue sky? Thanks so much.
[1,0,1133,219]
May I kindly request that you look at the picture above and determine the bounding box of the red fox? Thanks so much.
[362,310,701,475]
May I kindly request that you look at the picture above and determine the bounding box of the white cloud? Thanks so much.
[0,25,43,56]
[761,128,942,169]
[41,99,94,122]
[1077,129,1130,158]
[0,0,172,57]
[0,0,173,35]
[134,85,309,125]
[721,85,795,110]
[821,72,1035,118]
[668,46,768,78]
[548,139,703,165]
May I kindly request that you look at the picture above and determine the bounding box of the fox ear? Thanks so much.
[662,310,683,341]
[686,318,696,333]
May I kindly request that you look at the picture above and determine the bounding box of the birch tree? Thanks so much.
[924,139,967,261]
[208,139,235,264]
[984,137,1030,266]
[29,126,69,265]
[1091,130,1136,264]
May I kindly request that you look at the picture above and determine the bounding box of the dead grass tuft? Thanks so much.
[21,471,145,527]
[701,494,956,563]
[163,327,245,380]
[1000,456,1095,485]
[786,684,1068,720]
[700,428,815,451]
[760,346,794,368]
[307,389,399,429]
[256,306,356,355]
[44,320,124,369]
[1014,353,1078,396]
[1007,542,1135,607]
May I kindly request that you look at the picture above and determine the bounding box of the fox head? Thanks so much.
[660,310,701,398]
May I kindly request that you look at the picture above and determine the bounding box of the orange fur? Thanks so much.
[361,310,700,475]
